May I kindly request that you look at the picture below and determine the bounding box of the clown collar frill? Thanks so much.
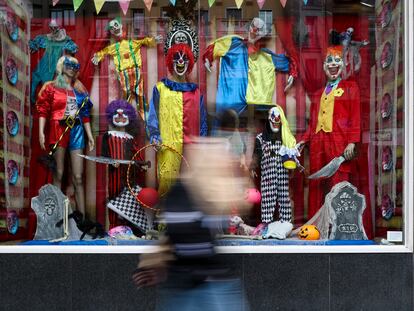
[161,78,197,92]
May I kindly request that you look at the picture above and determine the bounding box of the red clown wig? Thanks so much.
[325,45,343,58]
[166,43,195,75]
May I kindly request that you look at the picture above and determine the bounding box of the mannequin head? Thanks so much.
[268,107,281,133]
[323,46,344,81]
[166,43,195,78]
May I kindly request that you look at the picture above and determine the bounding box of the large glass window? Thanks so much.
[0,0,411,251]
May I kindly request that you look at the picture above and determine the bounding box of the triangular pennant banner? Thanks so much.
[280,0,287,7]
[257,0,265,9]
[119,0,130,15]
[235,0,243,9]
[303,0,308,4]
[94,0,106,14]
[73,0,84,12]
[208,0,215,7]
[169,0,176,5]
[144,0,153,11]
[52,0,60,6]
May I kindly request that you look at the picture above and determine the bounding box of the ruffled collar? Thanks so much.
[161,78,197,92]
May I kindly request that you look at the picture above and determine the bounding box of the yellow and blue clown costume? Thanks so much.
[203,35,297,115]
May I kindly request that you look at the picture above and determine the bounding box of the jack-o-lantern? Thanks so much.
[298,225,320,240]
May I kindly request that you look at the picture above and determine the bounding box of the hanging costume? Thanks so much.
[35,81,92,150]
[299,79,361,218]
[94,37,156,115]
[147,78,208,195]
[251,106,297,223]
[30,30,78,104]
[203,35,298,115]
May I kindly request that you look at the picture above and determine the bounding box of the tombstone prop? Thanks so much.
[31,184,83,241]
[325,181,368,240]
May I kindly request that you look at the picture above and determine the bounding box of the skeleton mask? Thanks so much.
[112,109,130,127]
[49,19,60,34]
[108,19,123,38]
[323,52,344,81]
[268,107,281,133]
[173,31,188,45]
[248,18,266,44]
[173,50,189,77]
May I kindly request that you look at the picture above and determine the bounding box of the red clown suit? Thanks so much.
[299,47,361,218]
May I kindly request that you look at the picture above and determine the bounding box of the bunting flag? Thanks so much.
[143,0,153,11]
[119,0,130,15]
[303,0,308,4]
[257,0,265,9]
[208,0,215,7]
[169,0,176,5]
[280,0,287,7]
[235,0,243,9]
[52,0,60,6]
[94,0,106,14]
[73,0,84,12]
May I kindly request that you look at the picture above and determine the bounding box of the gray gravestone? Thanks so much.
[326,181,368,240]
[31,184,83,241]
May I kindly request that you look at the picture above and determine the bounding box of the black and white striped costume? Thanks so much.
[253,132,292,223]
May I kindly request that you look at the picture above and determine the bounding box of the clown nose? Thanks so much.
[245,188,261,204]
[137,188,159,208]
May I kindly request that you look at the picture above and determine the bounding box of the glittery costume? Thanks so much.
[94,37,156,114]
[29,31,78,103]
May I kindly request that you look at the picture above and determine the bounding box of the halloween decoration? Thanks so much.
[203,17,297,115]
[250,106,298,226]
[92,18,162,118]
[5,58,18,85]
[36,56,94,222]
[297,45,361,218]
[147,42,207,195]
[7,160,19,185]
[30,19,78,103]
[298,224,320,240]
[381,194,394,220]
[6,111,19,136]
[382,146,393,171]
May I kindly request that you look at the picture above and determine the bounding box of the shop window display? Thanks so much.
[0,0,409,251]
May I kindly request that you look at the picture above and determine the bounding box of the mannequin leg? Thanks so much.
[52,147,66,189]
[70,149,86,216]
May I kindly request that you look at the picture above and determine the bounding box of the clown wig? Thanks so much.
[105,99,140,135]
[325,45,343,58]
[166,43,195,75]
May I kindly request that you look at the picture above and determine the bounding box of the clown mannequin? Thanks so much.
[147,43,207,195]
[36,56,94,221]
[250,106,298,225]
[92,18,162,118]
[102,100,142,228]
[297,46,361,218]
[203,17,298,116]
[30,19,78,103]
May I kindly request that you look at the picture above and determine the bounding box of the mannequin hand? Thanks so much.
[343,143,355,160]
[39,132,46,151]
[91,54,99,66]
[204,59,212,73]
[296,141,306,154]
[88,137,95,152]
[154,35,163,44]
[250,169,257,179]
[284,75,294,93]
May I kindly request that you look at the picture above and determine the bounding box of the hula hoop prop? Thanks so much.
[127,143,189,211]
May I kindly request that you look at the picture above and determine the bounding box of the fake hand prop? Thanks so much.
[91,54,99,66]
[154,35,163,44]
[343,143,355,160]
[284,75,294,93]
[204,58,212,73]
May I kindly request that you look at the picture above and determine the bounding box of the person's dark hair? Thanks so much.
[217,109,239,130]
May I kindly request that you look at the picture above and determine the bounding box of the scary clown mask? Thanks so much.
[323,46,344,81]
[49,19,60,35]
[106,99,137,130]
[166,43,195,77]
[268,107,281,133]
[107,18,123,38]
[248,17,266,44]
